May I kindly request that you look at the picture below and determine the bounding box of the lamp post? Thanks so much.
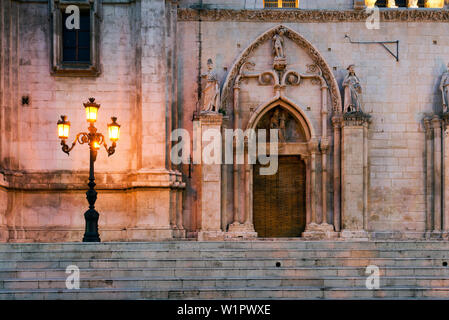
[57,97,121,242]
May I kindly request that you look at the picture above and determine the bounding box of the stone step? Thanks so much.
[3,276,449,290]
[1,241,449,251]
[0,266,448,279]
[0,286,448,299]
[1,249,449,260]
[0,257,447,269]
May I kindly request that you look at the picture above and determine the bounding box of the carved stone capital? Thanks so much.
[343,111,371,127]
[431,115,442,129]
[424,117,433,139]
[320,139,330,153]
[196,112,224,125]
[442,112,449,127]
[307,139,319,153]
[331,115,344,129]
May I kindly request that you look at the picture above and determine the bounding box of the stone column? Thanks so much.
[303,139,337,239]
[332,115,343,232]
[432,116,442,233]
[174,172,186,238]
[0,173,8,242]
[424,118,434,236]
[196,113,225,240]
[227,139,257,238]
[340,112,371,240]
[424,115,445,239]
[443,115,449,238]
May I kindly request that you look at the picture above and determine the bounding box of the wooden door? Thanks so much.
[253,156,306,238]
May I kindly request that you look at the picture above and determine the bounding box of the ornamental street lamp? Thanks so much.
[57,97,121,242]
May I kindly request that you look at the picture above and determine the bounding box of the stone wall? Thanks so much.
[0,0,184,242]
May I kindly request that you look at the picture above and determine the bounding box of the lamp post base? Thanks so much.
[82,208,101,242]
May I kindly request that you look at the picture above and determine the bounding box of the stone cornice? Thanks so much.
[1,170,185,191]
[178,8,449,23]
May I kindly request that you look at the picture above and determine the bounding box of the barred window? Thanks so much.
[366,0,443,7]
[264,0,298,8]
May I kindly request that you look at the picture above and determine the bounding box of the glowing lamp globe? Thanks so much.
[84,97,100,123]
[108,117,121,142]
[57,115,71,140]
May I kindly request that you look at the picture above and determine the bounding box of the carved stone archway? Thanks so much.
[223,25,341,239]
[221,25,342,113]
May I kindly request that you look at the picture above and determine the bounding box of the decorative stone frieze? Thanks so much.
[178,8,449,23]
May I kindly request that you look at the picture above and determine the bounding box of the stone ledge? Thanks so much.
[1,169,185,191]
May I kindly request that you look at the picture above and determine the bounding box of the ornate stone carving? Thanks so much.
[220,25,342,114]
[258,71,277,85]
[256,107,306,143]
[306,64,322,76]
[202,59,220,113]
[282,71,301,86]
[440,63,449,113]
[343,65,363,113]
[178,9,449,23]
[343,111,371,126]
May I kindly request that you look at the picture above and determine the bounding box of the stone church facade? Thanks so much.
[1,0,449,242]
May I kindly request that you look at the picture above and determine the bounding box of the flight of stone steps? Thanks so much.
[0,240,449,299]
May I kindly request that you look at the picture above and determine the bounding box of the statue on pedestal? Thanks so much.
[272,29,287,71]
[343,65,362,113]
[201,59,220,113]
[440,63,449,113]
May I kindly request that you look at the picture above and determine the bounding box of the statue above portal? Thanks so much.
[272,28,287,71]
[201,59,220,113]
[343,65,363,113]
[272,29,285,59]
[440,63,449,113]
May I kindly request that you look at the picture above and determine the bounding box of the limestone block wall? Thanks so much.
[0,0,183,242]
[178,13,449,235]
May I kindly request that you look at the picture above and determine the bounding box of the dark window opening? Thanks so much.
[374,0,426,7]
[62,9,90,63]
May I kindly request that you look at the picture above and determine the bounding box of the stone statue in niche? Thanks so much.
[272,29,287,71]
[343,65,363,113]
[269,109,287,142]
[201,58,220,113]
[253,107,306,143]
[440,63,449,113]
[257,108,305,142]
